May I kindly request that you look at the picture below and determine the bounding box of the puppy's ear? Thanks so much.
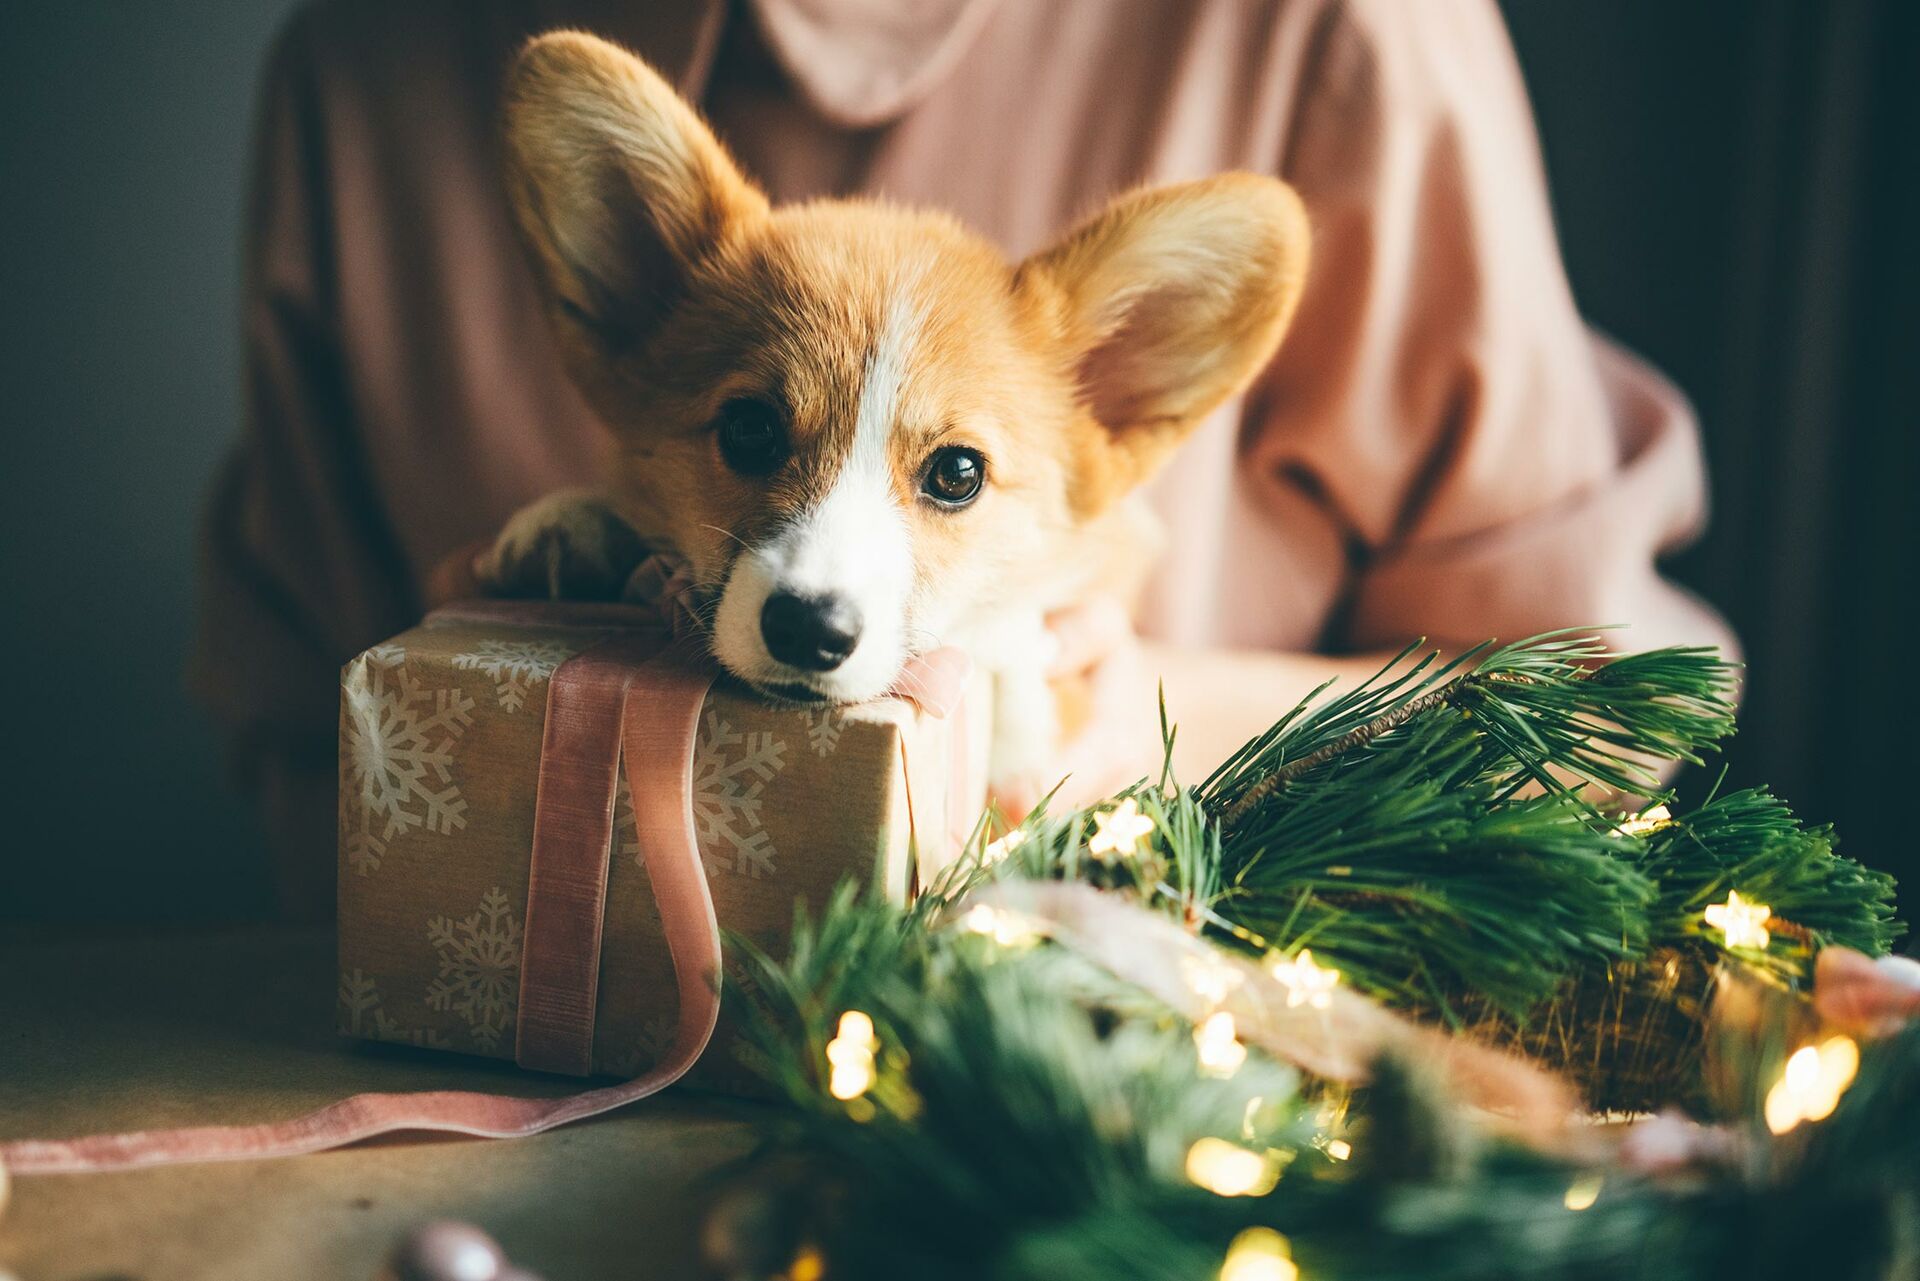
[1018,174,1310,509]
[503,31,768,351]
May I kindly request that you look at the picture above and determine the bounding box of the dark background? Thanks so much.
[1,1,1914,924]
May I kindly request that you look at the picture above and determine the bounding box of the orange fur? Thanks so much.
[498,30,1311,766]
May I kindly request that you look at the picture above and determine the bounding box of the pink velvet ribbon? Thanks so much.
[0,580,970,1176]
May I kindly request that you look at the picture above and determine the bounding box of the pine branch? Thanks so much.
[948,631,1885,1102]
[726,881,1311,1275]
[1211,668,1465,832]
[702,627,1917,1279]
[720,871,1920,1281]
[1201,633,1739,827]
[1636,787,1902,965]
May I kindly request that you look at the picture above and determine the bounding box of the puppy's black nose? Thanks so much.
[760,591,862,672]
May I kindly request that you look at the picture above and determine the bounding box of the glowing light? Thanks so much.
[1186,1138,1282,1198]
[828,1062,873,1100]
[1563,1173,1604,1210]
[1195,1011,1248,1078]
[1088,797,1157,860]
[959,903,1045,947]
[826,1010,879,1101]
[981,828,1028,865]
[1765,1035,1860,1134]
[1269,949,1340,1009]
[1241,1096,1265,1140]
[787,1245,826,1281]
[1185,955,1246,1008]
[1219,1227,1298,1281]
[1703,890,1772,951]
[1613,803,1674,838]
[1762,1077,1800,1135]
[1322,1138,1352,1162]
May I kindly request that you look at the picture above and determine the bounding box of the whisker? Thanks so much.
[699,523,751,552]
[901,626,944,655]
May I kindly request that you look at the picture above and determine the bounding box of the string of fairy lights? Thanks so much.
[815,798,1870,1281]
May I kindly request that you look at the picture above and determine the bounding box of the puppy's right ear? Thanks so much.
[503,31,768,351]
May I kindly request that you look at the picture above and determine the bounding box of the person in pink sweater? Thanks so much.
[194,0,1734,914]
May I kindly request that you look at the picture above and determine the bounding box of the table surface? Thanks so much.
[0,928,757,1281]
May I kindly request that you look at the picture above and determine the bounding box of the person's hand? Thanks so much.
[1814,947,1920,1039]
[993,598,1166,824]
[424,538,493,609]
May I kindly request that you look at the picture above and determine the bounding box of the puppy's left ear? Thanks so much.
[1017,174,1309,510]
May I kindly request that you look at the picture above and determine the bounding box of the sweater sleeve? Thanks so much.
[189,8,417,916]
[1244,0,1735,658]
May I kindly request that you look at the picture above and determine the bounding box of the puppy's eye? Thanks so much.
[715,398,788,476]
[921,447,985,507]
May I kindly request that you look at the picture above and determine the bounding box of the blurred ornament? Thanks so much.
[382,1221,511,1281]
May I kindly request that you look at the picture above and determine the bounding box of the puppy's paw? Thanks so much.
[478,490,649,600]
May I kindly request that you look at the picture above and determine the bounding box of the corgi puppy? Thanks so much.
[482,31,1310,793]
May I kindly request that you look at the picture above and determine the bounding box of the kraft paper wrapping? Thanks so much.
[337,612,989,1090]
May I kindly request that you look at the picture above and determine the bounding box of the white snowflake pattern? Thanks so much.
[612,711,787,879]
[691,710,787,878]
[337,968,451,1049]
[425,888,522,1050]
[606,710,779,883]
[342,652,474,874]
[797,706,847,757]
[450,638,572,712]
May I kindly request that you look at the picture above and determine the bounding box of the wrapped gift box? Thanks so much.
[336,603,989,1090]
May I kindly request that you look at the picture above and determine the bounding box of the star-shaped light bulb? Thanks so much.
[1087,797,1158,860]
[1704,890,1772,951]
[1269,948,1340,1009]
[1613,803,1674,838]
[981,827,1028,865]
[1183,955,1245,1008]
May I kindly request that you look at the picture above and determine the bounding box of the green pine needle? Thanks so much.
[1637,786,1902,964]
